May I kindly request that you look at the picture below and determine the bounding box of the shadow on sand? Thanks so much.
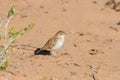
[34,48,51,55]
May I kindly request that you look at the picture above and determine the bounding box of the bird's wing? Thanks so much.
[41,36,58,51]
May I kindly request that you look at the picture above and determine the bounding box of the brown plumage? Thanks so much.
[40,31,66,55]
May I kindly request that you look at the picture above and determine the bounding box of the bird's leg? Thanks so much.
[51,51,58,58]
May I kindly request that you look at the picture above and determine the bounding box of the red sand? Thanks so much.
[0,0,120,80]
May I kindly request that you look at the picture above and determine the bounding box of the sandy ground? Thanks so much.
[0,0,120,80]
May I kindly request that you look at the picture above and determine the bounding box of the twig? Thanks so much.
[4,16,13,47]
[0,18,7,29]
[0,38,14,60]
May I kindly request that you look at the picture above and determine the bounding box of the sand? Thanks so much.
[0,0,120,80]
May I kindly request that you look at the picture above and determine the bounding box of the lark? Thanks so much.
[40,31,66,57]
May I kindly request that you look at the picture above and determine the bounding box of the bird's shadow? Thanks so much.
[34,48,51,55]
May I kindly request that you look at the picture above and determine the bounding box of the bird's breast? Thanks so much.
[52,36,65,50]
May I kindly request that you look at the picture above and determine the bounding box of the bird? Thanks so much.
[40,31,66,57]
